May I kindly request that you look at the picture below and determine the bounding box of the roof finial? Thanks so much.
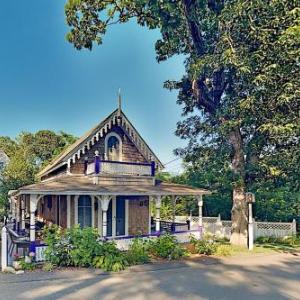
[118,88,122,114]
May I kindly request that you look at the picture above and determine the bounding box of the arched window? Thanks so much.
[105,133,122,161]
[78,195,92,228]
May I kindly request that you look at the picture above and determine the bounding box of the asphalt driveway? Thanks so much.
[0,253,299,300]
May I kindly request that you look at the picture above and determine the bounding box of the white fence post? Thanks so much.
[292,219,297,235]
[1,226,8,271]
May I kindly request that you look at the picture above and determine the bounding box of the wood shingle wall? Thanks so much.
[71,125,148,175]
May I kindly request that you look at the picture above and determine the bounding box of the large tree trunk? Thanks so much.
[228,127,248,247]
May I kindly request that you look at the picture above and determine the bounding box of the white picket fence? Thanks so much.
[175,216,297,239]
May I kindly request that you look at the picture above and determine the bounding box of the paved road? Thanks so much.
[0,253,299,300]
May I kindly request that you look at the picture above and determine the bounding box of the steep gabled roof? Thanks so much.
[38,109,164,178]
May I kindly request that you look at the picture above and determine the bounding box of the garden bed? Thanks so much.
[7,225,300,274]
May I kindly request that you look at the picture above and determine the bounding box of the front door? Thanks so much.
[116,197,126,236]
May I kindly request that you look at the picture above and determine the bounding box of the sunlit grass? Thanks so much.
[213,239,300,257]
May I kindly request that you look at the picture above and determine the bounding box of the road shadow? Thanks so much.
[3,253,300,300]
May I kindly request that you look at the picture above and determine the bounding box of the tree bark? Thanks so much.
[181,0,248,246]
[228,127,248,247]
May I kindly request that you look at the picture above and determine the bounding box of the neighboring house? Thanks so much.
[9,103,210,251]
[0,150,9,176]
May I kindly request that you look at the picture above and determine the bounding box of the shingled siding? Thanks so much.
[128,196,150,235]
[71,125,148,174]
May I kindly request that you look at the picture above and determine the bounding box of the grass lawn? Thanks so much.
[212,241,300,257]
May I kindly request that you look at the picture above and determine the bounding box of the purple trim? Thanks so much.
[29,242,36,253]
[151,161,155,176]
[35,243,47,247]
[95,156,100,174]
[173,229,200,233]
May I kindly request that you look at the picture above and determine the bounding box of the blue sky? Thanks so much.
[0,1,186,173]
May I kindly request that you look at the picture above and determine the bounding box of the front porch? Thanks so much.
[2,175,210,267]
[9,193,204,250]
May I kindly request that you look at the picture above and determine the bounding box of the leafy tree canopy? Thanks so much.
[65,0,299,244]
[0,130,77,219]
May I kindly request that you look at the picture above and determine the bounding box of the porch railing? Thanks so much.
[159,221,190,233]
[86,160,154,176]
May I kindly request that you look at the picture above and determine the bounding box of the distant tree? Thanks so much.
[19,130,77,167]
[65,0,300,245]
[0,130,77,219]
[0,136,18,158]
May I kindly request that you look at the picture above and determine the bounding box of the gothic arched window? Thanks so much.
[105,133,122,161]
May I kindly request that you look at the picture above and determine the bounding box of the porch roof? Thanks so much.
[17,175,210,196]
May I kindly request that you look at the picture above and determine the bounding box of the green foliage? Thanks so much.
[65,0,300,233]
[0,130,77,220]
[42,225,72,266]
[19,258,36,271]
[215,245,233,257]
[68,226,102,267]
[148,234,185,260]
[126,238,150,265]
[42,225,129,271]
[190,237,217,255]
[93,242,128,272]
[255,235,300,247]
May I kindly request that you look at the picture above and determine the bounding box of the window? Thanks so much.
[105,133,122,161]
[78,196,92,228]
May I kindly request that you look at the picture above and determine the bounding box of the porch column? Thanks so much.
[67,195,71,229]
[197,195,203,231]
[15,196,20,231]
[155,195,162,234]
[21,196,25,230]
[172,196,176,223]
[99,196,112,238]
[29,195,39,253]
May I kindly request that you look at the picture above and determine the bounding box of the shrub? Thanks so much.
[93,242,128,272]
[42,225,72,266]
[190,237,217,255]
[126,238,150,265]
[148,234,185,260]
[68,226,102,267]
[19,258,36,271]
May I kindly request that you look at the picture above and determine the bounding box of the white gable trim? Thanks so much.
[39,110,164,177]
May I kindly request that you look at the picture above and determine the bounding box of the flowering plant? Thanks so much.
[29,252,35,258]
